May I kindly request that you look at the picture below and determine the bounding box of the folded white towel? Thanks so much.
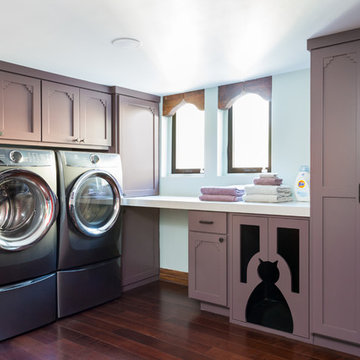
[243,194,293,203]
[244,184,292,195]
[259,172,278,178]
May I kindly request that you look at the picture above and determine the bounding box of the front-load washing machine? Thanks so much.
[0,147,58,340]
[56,150,123,317]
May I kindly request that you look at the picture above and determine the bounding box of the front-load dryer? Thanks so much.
[0,147,58,340]
[56,150,123,317]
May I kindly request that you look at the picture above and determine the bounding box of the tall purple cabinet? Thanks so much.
[308,30,360,348]
[117,90,161,291]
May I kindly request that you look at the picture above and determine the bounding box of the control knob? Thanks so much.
[89,154,100,164]
[9,150,23,163]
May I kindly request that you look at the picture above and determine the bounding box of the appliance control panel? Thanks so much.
[63,151,121,168]
[0,148,54,167]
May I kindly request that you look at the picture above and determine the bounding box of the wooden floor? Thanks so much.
[0,281,358,360]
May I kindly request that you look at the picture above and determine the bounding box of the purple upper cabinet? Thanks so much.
[310,37,360,344]
[42,82,112,148]
[0,72,41,142]
[42,81,80,144]
[80,89,112,146]
[118,95,159,197]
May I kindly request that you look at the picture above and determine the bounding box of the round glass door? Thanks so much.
[0,169,58,251]
[68,170,122,237]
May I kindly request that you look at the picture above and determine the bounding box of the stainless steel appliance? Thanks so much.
[56,150,123,318]
[0,147,58,340]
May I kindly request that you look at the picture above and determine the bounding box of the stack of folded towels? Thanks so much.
[243,173,293,203]
[199,185,245,202]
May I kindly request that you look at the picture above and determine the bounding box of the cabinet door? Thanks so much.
[119,96,159,196]
[0,72,41,141]
[311,41,360,344]
[231,215,268,323]
[42,81,80,144]
[80,89,112,146]
[189,231,227,306]
[121,207,159,288]
[268,218,309,338]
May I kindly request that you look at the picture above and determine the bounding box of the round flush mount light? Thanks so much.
[111,37,142,49]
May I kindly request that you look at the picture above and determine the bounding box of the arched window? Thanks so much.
[172,103,204,173]
[218,76,272,173]
[228,93,271,172]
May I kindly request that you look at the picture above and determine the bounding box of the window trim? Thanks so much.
[171,113,202,174]
[227,101,272,173]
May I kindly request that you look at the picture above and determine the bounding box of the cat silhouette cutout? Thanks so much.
[245,259,293,333]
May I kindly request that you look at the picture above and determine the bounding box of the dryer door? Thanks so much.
[0,169,58,251]
[68,170,122,237]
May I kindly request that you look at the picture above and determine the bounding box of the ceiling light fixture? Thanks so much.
[111,37,142,49]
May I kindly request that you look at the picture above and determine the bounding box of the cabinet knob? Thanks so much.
[80,138,85,143]
[72,138,80,143]
[219,237,224,243]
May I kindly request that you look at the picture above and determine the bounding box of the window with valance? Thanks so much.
[218,76,272,173]
[163,90,205,174]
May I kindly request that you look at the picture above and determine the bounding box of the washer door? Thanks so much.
[0,169,58,251]
[68,170,122,237]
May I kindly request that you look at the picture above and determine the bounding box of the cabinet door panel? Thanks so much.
[311,41,360,344]
[268,218,309,338]
[119,96,159,196]
[0,72,41,141]
[122,207,159,287]
[42,81,79,143]
[80,89,111,146]
[231,215,268,322]
[189,232,227,306]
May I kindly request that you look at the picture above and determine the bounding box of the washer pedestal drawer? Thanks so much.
[57,257,122,318]
[0,273,56,341]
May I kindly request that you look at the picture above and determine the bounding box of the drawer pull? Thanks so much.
[199,220,214,225]
[219,237,224,243]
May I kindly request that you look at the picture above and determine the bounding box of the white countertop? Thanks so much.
[122,196,310,217]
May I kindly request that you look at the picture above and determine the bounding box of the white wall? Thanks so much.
[159,69,310,272]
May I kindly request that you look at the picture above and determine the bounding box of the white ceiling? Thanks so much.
[1,0,360,95]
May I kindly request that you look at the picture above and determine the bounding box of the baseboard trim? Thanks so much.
[200,302,229,317]
[160,268,188,286]
[122,275,159,292]
[313,334,360,357]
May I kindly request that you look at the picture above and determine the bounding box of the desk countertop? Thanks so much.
[122,196,310,218]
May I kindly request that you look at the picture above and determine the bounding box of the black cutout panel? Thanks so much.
[277,228,299,293]
[240,225,260,283]
[246,260,294,333]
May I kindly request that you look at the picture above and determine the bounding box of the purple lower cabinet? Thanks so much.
[268,218,309,338]
[230,214,309,339]
[231,215,268,323]
[121,207,160,291]
[188,231,227,306]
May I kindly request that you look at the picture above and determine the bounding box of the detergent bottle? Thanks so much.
[294,165,310,202]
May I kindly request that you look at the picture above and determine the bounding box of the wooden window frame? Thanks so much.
[227,101,272,173]
[171,113,202,174]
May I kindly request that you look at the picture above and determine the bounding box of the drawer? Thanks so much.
[188,211,227,234]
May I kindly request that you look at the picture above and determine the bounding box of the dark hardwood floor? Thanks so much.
[0,281,358,360]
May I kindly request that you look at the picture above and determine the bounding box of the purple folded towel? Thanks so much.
[200,186,245,196]
[253,178,283,185]
[199,194,243,202]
